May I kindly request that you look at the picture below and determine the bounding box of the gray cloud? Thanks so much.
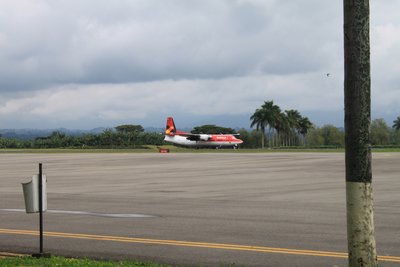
[0,0,342,90]
[0,0,399,128]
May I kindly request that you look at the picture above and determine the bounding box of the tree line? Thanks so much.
[0,125,165,149]
[248,101,400,148]
[1,112,399,149]
[307,117,400,147]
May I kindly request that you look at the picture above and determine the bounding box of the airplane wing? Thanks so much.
[183,133,239,141]
[184,134,211,141]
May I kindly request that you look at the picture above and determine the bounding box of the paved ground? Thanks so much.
[0,152,399,266]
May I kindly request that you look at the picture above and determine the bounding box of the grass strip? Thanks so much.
[0,256,171,267]
[0,147,400,153]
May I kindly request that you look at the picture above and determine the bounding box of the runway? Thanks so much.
[0,153,399,266]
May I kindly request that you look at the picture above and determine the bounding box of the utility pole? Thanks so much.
[344,0,377,266]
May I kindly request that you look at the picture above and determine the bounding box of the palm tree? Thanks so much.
[298,116,313,146]
[393,116,400,130]
[250,109,267,149]
[250,101,312,148]
[250,100,281,148]
[275,111,292,147]
[261,101,280,147]
[285,109,302,146]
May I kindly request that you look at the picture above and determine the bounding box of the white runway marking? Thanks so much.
[0,209,156,218]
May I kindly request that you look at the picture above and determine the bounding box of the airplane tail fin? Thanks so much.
[165,117,177,136]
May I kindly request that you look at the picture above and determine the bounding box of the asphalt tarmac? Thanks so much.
[0,152,399,266]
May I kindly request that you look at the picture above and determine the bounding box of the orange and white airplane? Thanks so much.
[164,117,243,149]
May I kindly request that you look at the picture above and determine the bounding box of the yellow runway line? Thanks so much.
[0,228,399,263]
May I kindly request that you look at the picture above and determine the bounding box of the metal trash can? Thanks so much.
[22,175,47,213]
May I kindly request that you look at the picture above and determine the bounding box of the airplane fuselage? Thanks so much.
[164,134,243,148]
[163,117,243,148]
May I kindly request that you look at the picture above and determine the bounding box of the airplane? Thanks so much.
[164,117,243,149]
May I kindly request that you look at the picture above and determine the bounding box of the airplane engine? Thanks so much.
[198,134,211,141]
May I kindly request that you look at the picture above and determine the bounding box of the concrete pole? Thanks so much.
[343,0,377,266]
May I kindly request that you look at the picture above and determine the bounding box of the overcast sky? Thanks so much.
[0,0,399,129]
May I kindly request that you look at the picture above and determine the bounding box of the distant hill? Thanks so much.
[0,129,84,140]
[143,127,164,133]
[0,127,165,140]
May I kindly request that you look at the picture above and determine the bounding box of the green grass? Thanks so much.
[0,256,171,267]
[0,146,399,153]
[371,148,400,152]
